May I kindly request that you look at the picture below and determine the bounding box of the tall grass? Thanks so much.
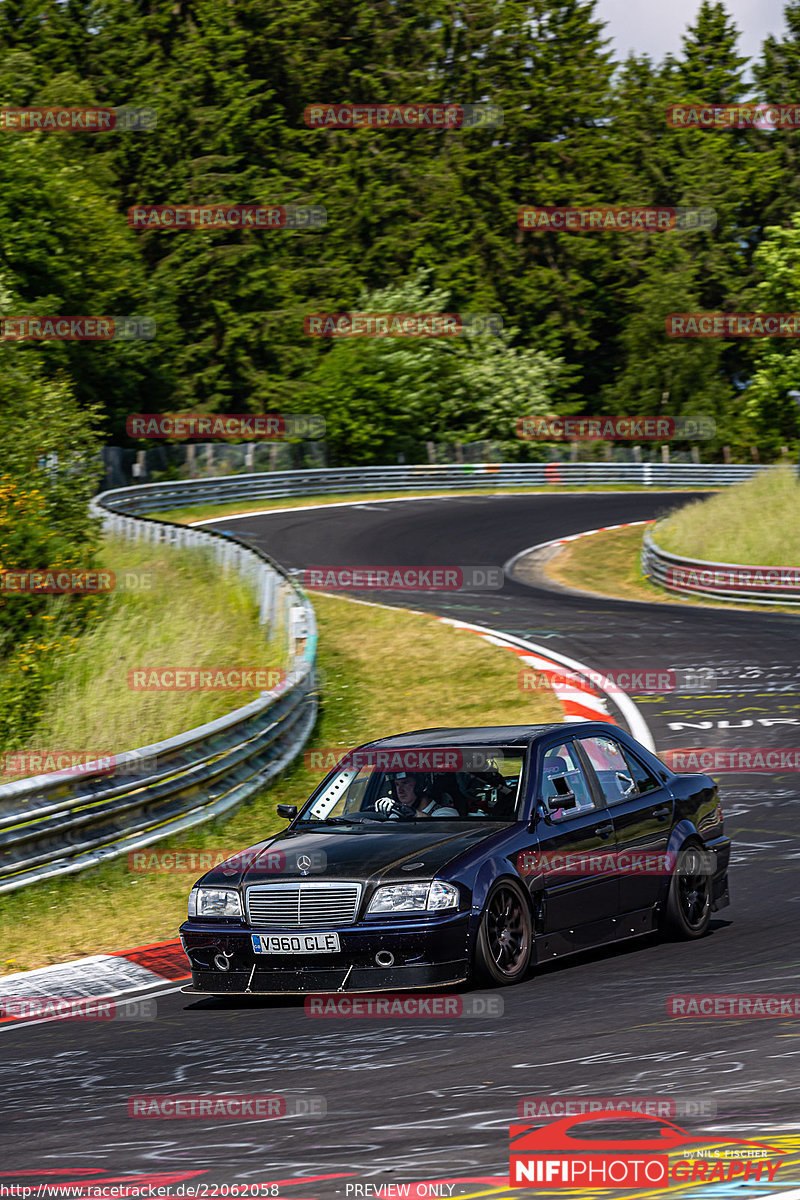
[0,592,561,972]
[655,467,800,565]
[7,537,281,768]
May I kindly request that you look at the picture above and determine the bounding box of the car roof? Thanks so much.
[355,724,565,750]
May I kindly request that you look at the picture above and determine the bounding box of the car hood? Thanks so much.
[195,822,509,888]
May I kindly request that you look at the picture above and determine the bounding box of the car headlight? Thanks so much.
[187,887,242,919]
[367,881,459,915]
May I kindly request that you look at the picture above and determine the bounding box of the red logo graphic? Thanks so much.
[509,1112,783,1189]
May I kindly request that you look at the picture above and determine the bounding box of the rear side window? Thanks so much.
[620,748,662,795]
[578,735,662,803]
[577,735,635,804]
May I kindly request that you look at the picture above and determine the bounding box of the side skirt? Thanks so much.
[531,906,657,965]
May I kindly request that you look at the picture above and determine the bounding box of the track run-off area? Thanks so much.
[3,491,800,1199]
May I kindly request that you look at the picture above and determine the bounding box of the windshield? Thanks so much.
[301,749,526,823]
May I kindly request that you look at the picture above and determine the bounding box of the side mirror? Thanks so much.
[276,804,297,820]
[542,775,579,813]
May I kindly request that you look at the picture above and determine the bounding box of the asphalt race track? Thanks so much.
[3,492,800,1198]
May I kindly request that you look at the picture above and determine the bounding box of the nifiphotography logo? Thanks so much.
[509,1110,785,1188]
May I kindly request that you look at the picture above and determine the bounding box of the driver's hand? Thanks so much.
[375,797,415,819]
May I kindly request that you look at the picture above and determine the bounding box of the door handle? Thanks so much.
[653,805,671,820]
[594,823,614,839]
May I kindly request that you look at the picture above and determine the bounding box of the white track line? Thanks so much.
[0,983,187,1033]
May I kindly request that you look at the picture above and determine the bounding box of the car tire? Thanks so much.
[473,880,532,986]
[662,842,712,939]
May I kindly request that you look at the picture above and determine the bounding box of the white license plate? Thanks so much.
[251,932,341,954]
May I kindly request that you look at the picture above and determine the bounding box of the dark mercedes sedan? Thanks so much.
[179,723,730,995]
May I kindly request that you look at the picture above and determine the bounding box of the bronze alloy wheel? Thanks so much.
[474,880,532,985]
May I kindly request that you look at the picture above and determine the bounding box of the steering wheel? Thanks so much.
[361,800,417,821]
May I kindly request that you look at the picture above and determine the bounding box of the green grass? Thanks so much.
[2,538,281,776]
[152,485,719,526]
[544,525,665,603]
[544,525,800,613]
[0,592,561,974]
[654,467,800,565]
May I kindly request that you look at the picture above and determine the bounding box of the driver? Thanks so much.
[374,772,459,820]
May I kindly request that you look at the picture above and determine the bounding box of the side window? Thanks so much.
[577,736,660,804]
[620,748,662,795]
[539,743,597,819]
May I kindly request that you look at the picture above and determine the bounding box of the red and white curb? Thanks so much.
[436,618,654,750]
[0,939,189,1022]
[504,519,653,573]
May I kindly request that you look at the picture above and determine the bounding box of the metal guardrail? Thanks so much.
[642,532,800,605]
[96,462,771,514]
[0,460,784,892]
[0,498,319,893]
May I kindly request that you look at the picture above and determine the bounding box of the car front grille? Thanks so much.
[246,882,362,928]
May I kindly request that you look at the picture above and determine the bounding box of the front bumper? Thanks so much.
[179,911,471,995]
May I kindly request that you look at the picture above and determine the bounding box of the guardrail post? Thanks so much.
[258,565,275,628]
